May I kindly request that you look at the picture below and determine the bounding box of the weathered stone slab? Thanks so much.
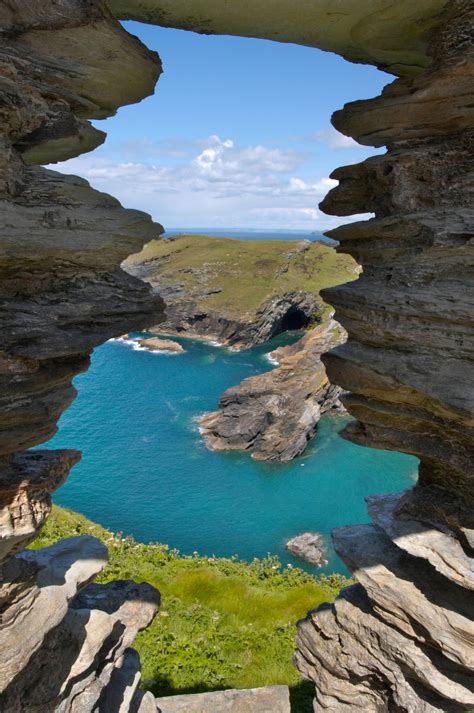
[0,535,107,693]
[155,685,291,713]
[0,449,80,561]
[332,524,474,668]
[367,490,474,589]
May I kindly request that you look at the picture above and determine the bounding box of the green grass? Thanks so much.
[33,506,350,711]
[126,235,359,320]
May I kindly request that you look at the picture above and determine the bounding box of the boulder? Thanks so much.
[286,532,328,567]
[137,338,185,353]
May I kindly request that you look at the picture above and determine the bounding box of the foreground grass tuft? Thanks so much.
[33,506,350,711]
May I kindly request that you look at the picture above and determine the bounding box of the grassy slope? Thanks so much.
[33,506,350,711]
[126,235,359,320]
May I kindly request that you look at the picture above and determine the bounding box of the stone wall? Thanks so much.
[0,1,472,711]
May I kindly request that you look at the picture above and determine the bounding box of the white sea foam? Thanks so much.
[164,399,180,422]
[264,353,279,366]
[111,337,180,355]
[191,412,210,434]
[208,339,225,348]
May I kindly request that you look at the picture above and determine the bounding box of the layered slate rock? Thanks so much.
[0,535,108,694]
[0,3,164,710]
[294,1,474,709]
[1,570,161,713]
[296,584,474,712]
[0,449,80,560]
[199,320,346,461]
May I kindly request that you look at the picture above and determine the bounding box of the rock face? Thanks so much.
[199,320,346,462]
[109,0,448,76]
[0,3,164,710]
[124,234,358,349]
[286,532,328,568]
[154,289,321,350]
[137,337,185,353]
[294,2,474,710]
[1,1,472,712]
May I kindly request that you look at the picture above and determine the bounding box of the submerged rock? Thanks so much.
[199,319,346,462]
[286,532,328,567]
[137,337,185,353]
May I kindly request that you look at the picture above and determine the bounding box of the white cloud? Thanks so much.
[49,134,369,230]
[314,127,365,150]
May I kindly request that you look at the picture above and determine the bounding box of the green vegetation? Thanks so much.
[33,506,350,711]
[126,235,359,320]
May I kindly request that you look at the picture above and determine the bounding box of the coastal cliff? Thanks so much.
[124,234,358,349]
[0,2,472,712]
[199,320,346,462]
[127,235,356,462]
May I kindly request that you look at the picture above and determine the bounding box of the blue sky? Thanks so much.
[56,23,389,230]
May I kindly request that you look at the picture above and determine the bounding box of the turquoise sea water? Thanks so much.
[46,333,418,575]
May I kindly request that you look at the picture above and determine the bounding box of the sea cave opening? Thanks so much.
[278,306,312,333]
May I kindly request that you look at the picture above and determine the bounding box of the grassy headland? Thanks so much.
[125,235,359,322]
[33,506,350,711]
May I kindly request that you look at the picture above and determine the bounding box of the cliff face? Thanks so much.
[294,2,474,709]
[0,1,472,712]
[0,3,164,709]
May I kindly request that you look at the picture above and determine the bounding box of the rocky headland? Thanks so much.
[126,235,357,462]
[124,234,359,349]
[199,319,346,462]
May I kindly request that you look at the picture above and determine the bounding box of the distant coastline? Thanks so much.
[163,228,338,245]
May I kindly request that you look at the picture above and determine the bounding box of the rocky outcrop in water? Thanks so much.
[137,337,185,353]
[286,532,328,568]
[199,320,346,462]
